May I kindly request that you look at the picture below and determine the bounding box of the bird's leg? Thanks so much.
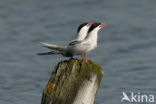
[84,54,88,63]
[81,55,84,61]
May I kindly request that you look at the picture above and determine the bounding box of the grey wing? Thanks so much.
[68,41,81,46]
[76,41,91,51]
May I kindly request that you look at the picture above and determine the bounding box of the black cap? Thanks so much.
[88,23,101,33]
[77,23,88,33]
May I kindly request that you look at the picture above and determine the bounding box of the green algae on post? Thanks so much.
[41,59,104,104]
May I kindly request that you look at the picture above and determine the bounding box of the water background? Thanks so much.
[0,0,156,104]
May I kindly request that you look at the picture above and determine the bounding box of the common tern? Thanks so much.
[38,22,107,63]
[38,21,93,57]
[65,22,107,62]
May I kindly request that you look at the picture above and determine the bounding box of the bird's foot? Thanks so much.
[84,59,88,63]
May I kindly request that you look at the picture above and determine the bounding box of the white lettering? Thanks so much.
[121,92,155,103]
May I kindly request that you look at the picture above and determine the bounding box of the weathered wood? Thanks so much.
[41,59,103,104]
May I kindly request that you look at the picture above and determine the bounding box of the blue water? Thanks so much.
[0,0,156,104]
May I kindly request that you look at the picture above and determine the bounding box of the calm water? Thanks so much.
[0,0,156,104]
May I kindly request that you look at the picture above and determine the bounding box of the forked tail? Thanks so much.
[40,42,65,51]
[37,51,62,55]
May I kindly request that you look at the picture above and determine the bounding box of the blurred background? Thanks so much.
[0,0,156,104]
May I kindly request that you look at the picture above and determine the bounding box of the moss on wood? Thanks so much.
[41,59,104,104]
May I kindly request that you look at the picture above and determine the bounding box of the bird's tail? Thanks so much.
[40,42,65,51]
[37,51,62,55]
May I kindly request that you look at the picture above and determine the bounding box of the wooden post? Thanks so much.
[41,59,103,104]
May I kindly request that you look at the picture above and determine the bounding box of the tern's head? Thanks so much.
[76,21,93,41]
[88,22,107,33]
[77,21,93,33]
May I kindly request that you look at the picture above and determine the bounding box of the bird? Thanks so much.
[38,22,107,63]
[37,21,93,57]
[65,22,107,63]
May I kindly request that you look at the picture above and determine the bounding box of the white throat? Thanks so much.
[76,26,89,41]
[86,29,99,43]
